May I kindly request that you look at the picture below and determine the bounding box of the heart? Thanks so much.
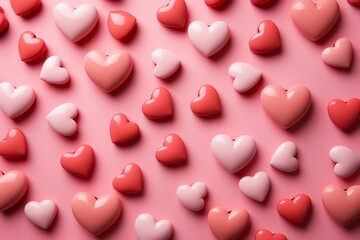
[208,207,250,240]
[40,56,70,85]
[156,134,187,165]
[0,128,27,159]
[0,82,36,119]
[328,98,360,131]
[113,163,143,194]
[0,170,28,211]
[110,113,140,144]
[188,21,230,57]
[135,213,173,240]
[71,192,122,235]
[249,19,281,54]
[191,84,221,117]
[18,31,47,62]
[290,0,339,41]
[251,0,273,5]
[24,200,57,229]
[322,184,360,226]
[228,62,262,93]
[151,49,181,79]
[322,38,353,68]
[239,172,271,202]
[0,7,9,32]
[348,0,360,6]
[53,2,98,42]
[10,0,41,16]
[142,87,173,120]
[270,141,299,173]
[46,103,78,137]
[261,84,312,129]
[60,144,95,178]
[205,0,227,7]
[177,181,207,211]
[329,146,360,178]
[107,10,136,41]
[277,193,312,225]
[211,134,256,173]
[255,229,287,240]
[84,50,133,93]
[157,0,187,29]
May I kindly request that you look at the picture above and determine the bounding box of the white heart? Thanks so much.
[239,172,270,202]
[40,56,70,85]
[228,62,262,93]
[270,141,299,173]
[176,182,207,212]
[46,103,78,136]
[329,146,360,178]
[24,200,57,229]
[135,213,173,240]
[151,49,181,79]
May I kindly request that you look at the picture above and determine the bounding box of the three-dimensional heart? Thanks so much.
[205,0,227,7]
[142,87,173,120]
[0,128,27,159]
[107,10,136,41]
[277,193,312,225]
[135,213,173,240]
[0,170,28,211]
[228,62,262,93]
[329,146,360,179]
[251,0,273,5]
[191,84,221,117]
[177,181,207,211]
[0,7,9,32]
[157,0,188,29]
[270,141,299,173]
[110,113,140,144]
[10,0,41,16]
[151,48,181,80]
[249,19,281,54]
[18,31,47,62]
[60,144,95,178]
[156,133,187,165]
[239,172,271,202]
[255,229,287,240]
[24,200,57,229]
[322,38,353,68]
[113,163,143,194]
[327,98,360,131]
[348,0,360,6]
[40,56,70,85]
[46,102,78,137]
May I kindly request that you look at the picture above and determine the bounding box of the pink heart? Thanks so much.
[46,103,78,137]
[24,200,57,229]
[322,38,353,68]
[40,56,70,85]
[0,170,28,211]
[329,146,360,178]
[228,62,262,93]
[239,172,271,202]
[135,213,173,240]
[270,141,299,173]
[177,182,207,211]
[151,49,181,79]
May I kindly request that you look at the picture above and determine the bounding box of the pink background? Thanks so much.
[1,0,360,239]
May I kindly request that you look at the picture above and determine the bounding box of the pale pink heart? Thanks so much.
[188,20,230,57]
[239,172,270,202]
[53,2,98,42]
[46,103,78,137]
[151,49,181,79]
[40,56,70,85]
[24,200,57,229]
[0,82,35,119]
[135,213,173,240]
[211,134,257,173]
[270,141,299,173]
[177,181,207,211]
[329,146,360,178]
[322,38,353,68]
[228,62,262,93]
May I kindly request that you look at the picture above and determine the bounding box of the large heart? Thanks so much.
[18,31,47,62]
[239,172,271,202]
[46,103,78,137]
[0,128,27,159]
[113,163,143,194]
[60,144,95,178]
[327,98,360,131]
[107,10,136,41]
[191,84,221,117]
[110,113,140,144]
[10,0,41,16]
[277,193,312,225]
[270,141,299,173]
[157,0,188,29]
[135,213,173,240]
[322,38,353,68]
[156,133,187,165]
[177,181,207,212]
[142,87,173,120]
[255,229,287,240]
[0,7,9,32]
[0,170,28,211]
[40,56,70,85]
[249,19,281,54]
[24,200,57,229]
[151,48,181,80]
[228,62,262,93]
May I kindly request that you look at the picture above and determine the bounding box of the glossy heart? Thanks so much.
[157,0,187,29]
[191,84,221,117]
[270,141,299,173]
[10,0,41,16]
[46,103,78,137]
[255,229,287,240]
[18,31,47,62]
[0,7,9,32]
[156,133,187,165]
[277,193,311,225]
[151,49,181,79]
[135,213,173,240]
[113,163,143,194]
[0,128,27,159]
[110,113,140,144]
[250,19,281,54]
[0,170,28,211]
[177,181,207,211]
[322,38,353,68]
[40,56,70,85]
[328,98,360,131]
[348,0,360,6]
[239,172,270,202]
[329,146,360,178]
[24,200,57,229]
[251,0,273,5]
[228,62,262,93]
[142,87,173,120]
[107,10,136,41]
[60,144,94,178]
[204,0,227,7]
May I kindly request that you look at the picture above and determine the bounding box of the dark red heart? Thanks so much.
[255,229,287,240]
[251,0,273,5]
[0,128,27,159]
[204,0,227,7]
[60,144,95,178]
[0,7,9,32]
[250,19,281,54]
[191,84,221,117]
[277,193,312,225]
[156,134,187,165]
[110,113,140,144]
[157,0,187,29]
[113,163,143,194]
[328,98,360,131]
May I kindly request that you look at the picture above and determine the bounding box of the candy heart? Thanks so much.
[191,84,221,117]
[322,38,353,68]
[0,7,9,32]
[53,2,98,42]
[251,0,273,5]
[329,146,360,178]
[211,134,256,174]
[270,141,299,173]
[60,144,94,178]
[188,21,230,57]
[10,0,41,16]
[348,0,360,6]
[135,213,173,240]
[40,56,70,85]
[228,62,262,93]
[157,0,187,29]
[204,0,227,7]
[0,82,35,119]
[0,128,27,159]
[110,113,140,144]
[322,184,360,226]
[208,207,250,240]
[249,20,281,54]
[24,200,57,229]
[290,0,339,41]
[0,170,28,211]
[327,98,360,131]
[151,49,181,79]
[113,163,143,194]
[71,192,121,235]
[142,87,173,120]
[277,193,311,225]
[239,172,271,202]
[107,10,136,41]
[156,134,187,165]
[84,50,133,93]
[177,181,207,211]
[255,229,287,240]
[18,31,47,62]
[261,84,312,129]
[46,103,78,137]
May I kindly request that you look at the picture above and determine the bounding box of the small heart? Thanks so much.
[270,141,299,173]
[142,87,173,120]
[191,84,221,117]
[113,163,143,194]
[239,172,271,202]
[156,134,187,165]
[348,0,360,6]
[157,0,187,29]
[18,31,47,62]
[329,146,360,178]
[110,113,140,144]
[251,0,273,5]
[0,7,9,32]
[255,229,287,240]
[24,200,57,229]
[151,49,181,79]
[0,170,28,211]
[327,98,360,131]
[107,10,136,41]
[40,56,70,85]
[0,128,27,159]
[250,19,281,54]
[322,38,353,68]
[204,0,227,7]
[277,193,312,225]
[10,0,41,16]
[60,144,95,178]
[46,103,78,137]
[177,181,207,211]
[135,213,173,240]
[228,62,262,93]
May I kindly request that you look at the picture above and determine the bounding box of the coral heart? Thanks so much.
[290,0,339,41]
[322,38,353,68]
[142,87,173,120]
[250,19,281,54]
[188,21,230,57]
[60,144,95,178]
[113,163,143,194]
[255,229,287,240]
[71,192,121,235]
[151,49,181,80]
[18,31,47,62]
[177,181,207,211]
[46,103,78,137]
[228,62,262,93]
[204,0,227,7]
[329,146,360,178]
[135,213,173,240]
[191,84,221,117]
[277,193,312,225]
[208,207,250,240]
[156,134,187,165]
[270,141,299,173]
[110,113,140,144]
[239,172,271,202]
[322,184,360,226]
[0,128,27,159]
[261,84,312,129]
[107,10,136,41]
[10,0,41,16]
[157,0,187,29]
[24,200,57,229]
[0,7,9,32]
[348,0,360,6]
[0,170,28,211]
[327,98,360,131]
[211,134,257,173]
[40,56,70,85]
[84,50,133,93]
[251,0,273,5]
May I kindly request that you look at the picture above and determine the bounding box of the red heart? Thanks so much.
[110,113,140,144]
[107,10,136,41]
[277,193,312,225]
[60,144,95,178]
[328,98,360,131]
[255,229,287,240]
[113,163,143,194]
[0,128,27,159]
[156,134,187,165]
[157,0,187,29]
[142,87,173,120]
[18,31,47,62]
[251,0,273,5]
[191,84,221,117]
[10,0,41,16]
[250,20,281,54]
[0,7,9,32]
[204,0,227,7]
[348,0,360,6]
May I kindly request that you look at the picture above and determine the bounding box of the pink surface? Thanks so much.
[0,0,359,239]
